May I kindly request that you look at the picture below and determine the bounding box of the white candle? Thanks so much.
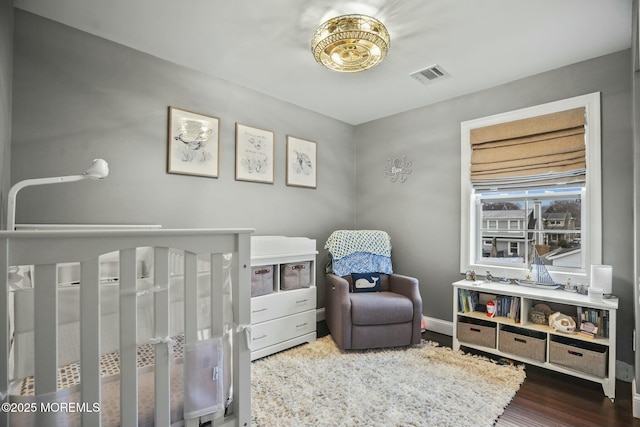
[590,264,613,295]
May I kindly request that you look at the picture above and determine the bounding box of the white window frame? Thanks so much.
[460,92,602,285]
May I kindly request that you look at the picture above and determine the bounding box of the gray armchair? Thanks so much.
[325,272,422,350]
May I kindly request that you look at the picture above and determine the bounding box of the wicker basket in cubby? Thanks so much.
[499,326,546,362]
[457,319,496,349]
[549,338,607,378]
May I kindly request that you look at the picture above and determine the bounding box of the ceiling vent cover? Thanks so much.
[410,64,450,85]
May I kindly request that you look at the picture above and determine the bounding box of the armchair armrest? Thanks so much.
[325,273,353,349]
[389,274,420,301]
[326,273,350,295]
[389,274,423,344]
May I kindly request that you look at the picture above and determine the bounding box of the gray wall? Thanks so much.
[11,10,356,307]
[0,2,13,224]
[354,50,635,365]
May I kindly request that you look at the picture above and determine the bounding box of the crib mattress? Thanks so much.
[13,336,187,427]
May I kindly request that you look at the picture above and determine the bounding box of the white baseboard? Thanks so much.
[634,380,640,418]
[316,307,325,322]
[423,316,453,336]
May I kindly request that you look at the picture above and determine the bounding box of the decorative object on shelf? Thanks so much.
[549,312,576,334]
[515,245,561,289]
[563,277,577,292]
[576,284,589,295]
[590,264,613,295]
[486,300,496,318]
[235,123,274,184]
[286,136,317,188]
[465,270,476,281]
[384,156,412,183]
[578,321,599,339]
[529,303,552,325]
[485,271,494,282]
[167,106,219,178]
[589,286,604,301]
[311,14,390,73]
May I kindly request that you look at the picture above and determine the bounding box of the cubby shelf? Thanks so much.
[249,236,318,361]
[453,279,618,401]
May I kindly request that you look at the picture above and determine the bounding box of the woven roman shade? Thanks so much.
[470,107,586,190]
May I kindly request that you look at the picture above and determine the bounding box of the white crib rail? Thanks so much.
[0,228,253,427]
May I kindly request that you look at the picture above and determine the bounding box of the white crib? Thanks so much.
[0,228,253,427]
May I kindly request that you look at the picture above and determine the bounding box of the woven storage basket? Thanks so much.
[549,339,607,378]
[498,327,546,362]
[251,265,275,297]
[280,262,311,290]
[457,320,496,349]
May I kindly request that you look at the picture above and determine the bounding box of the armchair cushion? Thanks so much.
[350,292,414,325]
[350,272,381,292]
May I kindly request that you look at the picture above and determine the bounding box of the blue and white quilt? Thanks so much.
[325,230,393,276]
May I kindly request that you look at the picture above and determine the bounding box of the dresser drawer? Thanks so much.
[250,310,316,351]
[251,287,316,324]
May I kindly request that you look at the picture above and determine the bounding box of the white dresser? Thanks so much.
[250,236,317,360]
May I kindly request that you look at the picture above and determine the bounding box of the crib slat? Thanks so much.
[184,252,198,427]
[119,249,138,426]
[33,264,58,395]
[153,247,171,426]
[80,258,102,426]
[184,253,198,344]
[211,254,224,337]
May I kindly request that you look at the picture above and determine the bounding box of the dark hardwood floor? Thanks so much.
[421,330,640,427]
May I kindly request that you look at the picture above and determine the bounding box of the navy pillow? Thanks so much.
[351,272,381,293]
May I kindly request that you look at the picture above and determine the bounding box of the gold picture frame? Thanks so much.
[235,123,275,184]
[286,135,317,188]
[167,106,220,178]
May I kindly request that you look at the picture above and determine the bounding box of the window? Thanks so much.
[476,188,583,269]
[509,242,519,256]
[460,93,602,285]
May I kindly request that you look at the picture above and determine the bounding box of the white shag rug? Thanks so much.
[251,336,526,427]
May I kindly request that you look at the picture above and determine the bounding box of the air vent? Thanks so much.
[410,64,450,85]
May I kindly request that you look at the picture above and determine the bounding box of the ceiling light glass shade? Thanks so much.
[311,14,390,73]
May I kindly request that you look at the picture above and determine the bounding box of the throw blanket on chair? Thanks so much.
[325,230,393,276]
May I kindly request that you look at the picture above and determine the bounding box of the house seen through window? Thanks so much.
[477,188,583,271]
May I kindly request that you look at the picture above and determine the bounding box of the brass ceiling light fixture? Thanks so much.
[311,14,390,73]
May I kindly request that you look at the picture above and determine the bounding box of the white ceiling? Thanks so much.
[14,0,633,125]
